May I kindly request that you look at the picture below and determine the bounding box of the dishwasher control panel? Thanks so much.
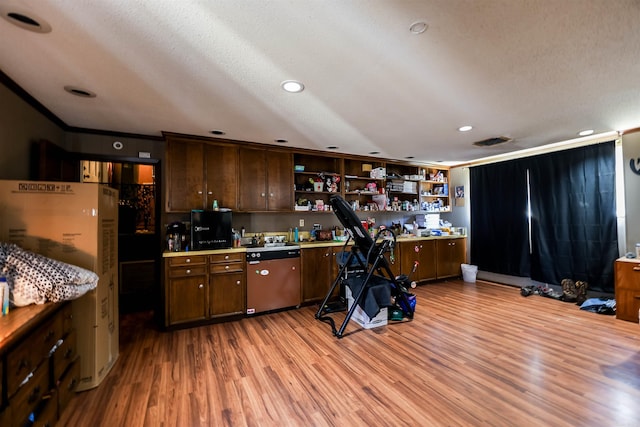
[246,248,300,261]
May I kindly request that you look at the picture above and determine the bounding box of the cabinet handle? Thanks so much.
[236,280,241,285]
[197,191,203,195]
[186,258,191,263]
[269,193,274,197]
[18,358,29,372]
[261,193,266,197]
[198,284,204,289]
[633,266,640,271]
[207,191,213,195]
[225,255,230,260]
[225,265,230,270]
[186,269,191,274]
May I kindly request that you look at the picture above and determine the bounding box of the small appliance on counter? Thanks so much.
[191,209,233,250]
[166,221,187,252]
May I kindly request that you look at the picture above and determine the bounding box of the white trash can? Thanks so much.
[461,264,478,283]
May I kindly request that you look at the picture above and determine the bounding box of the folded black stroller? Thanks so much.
[315,195,416,338]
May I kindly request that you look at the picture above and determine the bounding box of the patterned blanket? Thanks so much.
[0,242,98,307]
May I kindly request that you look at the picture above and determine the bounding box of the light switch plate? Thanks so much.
[299,219,305,227]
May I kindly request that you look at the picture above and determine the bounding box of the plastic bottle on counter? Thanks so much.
[294,227,299,242]
[212,199,219,210]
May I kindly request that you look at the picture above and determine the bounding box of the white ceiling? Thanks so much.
[1,0,639,165]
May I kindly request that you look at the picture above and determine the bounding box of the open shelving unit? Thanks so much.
[293,153,342,212]
[291,154,451,213]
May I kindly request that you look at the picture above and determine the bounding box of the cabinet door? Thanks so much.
[266,150,293,211]
[239,148,293,211]
[436,238,466,278]
[210,272,245,317]
[614,260,640,322]
[204,144,239,210]
[239,148,267,211]
[400,240,436,283]
[166,140,205,212]
[301,247,334,303]
[168,275,208,325]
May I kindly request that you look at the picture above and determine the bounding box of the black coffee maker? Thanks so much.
[166,221,186,252]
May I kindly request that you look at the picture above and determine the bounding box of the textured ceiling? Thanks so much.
[1,0,639,165]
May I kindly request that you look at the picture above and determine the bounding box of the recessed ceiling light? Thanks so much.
[281,80,305,93]
[274,139,288,143]
[458,125,473,132]
[405,156,415,159]
[64,86,96,98]
[210,130,226,135]
[578,129,594,136]
[369,151,380,155]
[0,7,52,33]
[409,21,428,34]
[326,146,339,150]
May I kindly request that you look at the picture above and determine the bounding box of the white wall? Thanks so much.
[622,132,640,254]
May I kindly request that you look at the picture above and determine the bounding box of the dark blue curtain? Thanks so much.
[470,141,617,292]
[528,142,617,292]
[470,159,530,276]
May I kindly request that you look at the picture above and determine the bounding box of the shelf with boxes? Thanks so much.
[385,163,451,212]
[293,153,342,212]
[419,168,451,212]
[343,158,387,211]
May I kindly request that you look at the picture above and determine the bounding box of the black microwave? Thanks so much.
[190,209,232,250]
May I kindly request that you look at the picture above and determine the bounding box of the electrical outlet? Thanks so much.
[299,219,305,227]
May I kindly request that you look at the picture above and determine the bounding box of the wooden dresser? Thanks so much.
[0,302,80,426]
[614,257,640,323]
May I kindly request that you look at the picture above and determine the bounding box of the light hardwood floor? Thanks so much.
[58,280,640,426]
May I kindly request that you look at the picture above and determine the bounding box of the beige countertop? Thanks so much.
[162,234,467,257]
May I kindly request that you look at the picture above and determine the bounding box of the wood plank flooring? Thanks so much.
[58,280,640,426]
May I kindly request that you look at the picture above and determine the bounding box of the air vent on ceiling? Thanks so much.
[472,136,513,147]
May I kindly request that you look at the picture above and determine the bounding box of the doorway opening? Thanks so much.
[81,160,160,314]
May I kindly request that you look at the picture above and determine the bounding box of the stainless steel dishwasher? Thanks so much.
[246,245,301,314]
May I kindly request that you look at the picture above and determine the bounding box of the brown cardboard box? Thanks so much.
[0,180,119,391]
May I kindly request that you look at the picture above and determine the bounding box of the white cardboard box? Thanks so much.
[345,286,388,329]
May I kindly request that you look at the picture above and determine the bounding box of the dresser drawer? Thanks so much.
[60,303,74,336]
[32,393,58,427]
[7,313,62,397]
[58,358,80,415]
[210,252,244,264]
[11,362,50,426]
[168,255,206,267]
[52,329,77,382]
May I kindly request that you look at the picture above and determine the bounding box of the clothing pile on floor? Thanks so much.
[520,280,615,315]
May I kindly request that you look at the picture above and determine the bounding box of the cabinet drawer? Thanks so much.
[32,394,58,427]
[168,265,207,278]
[11,362,50,426]
[0,405,11,427]
[210,252,244,264]
[58,358,80,416]
[210,263,244,274]
[168,255,206,267]
[60,303,74,336]
[52,329,77,382]
[7,314,62,397]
